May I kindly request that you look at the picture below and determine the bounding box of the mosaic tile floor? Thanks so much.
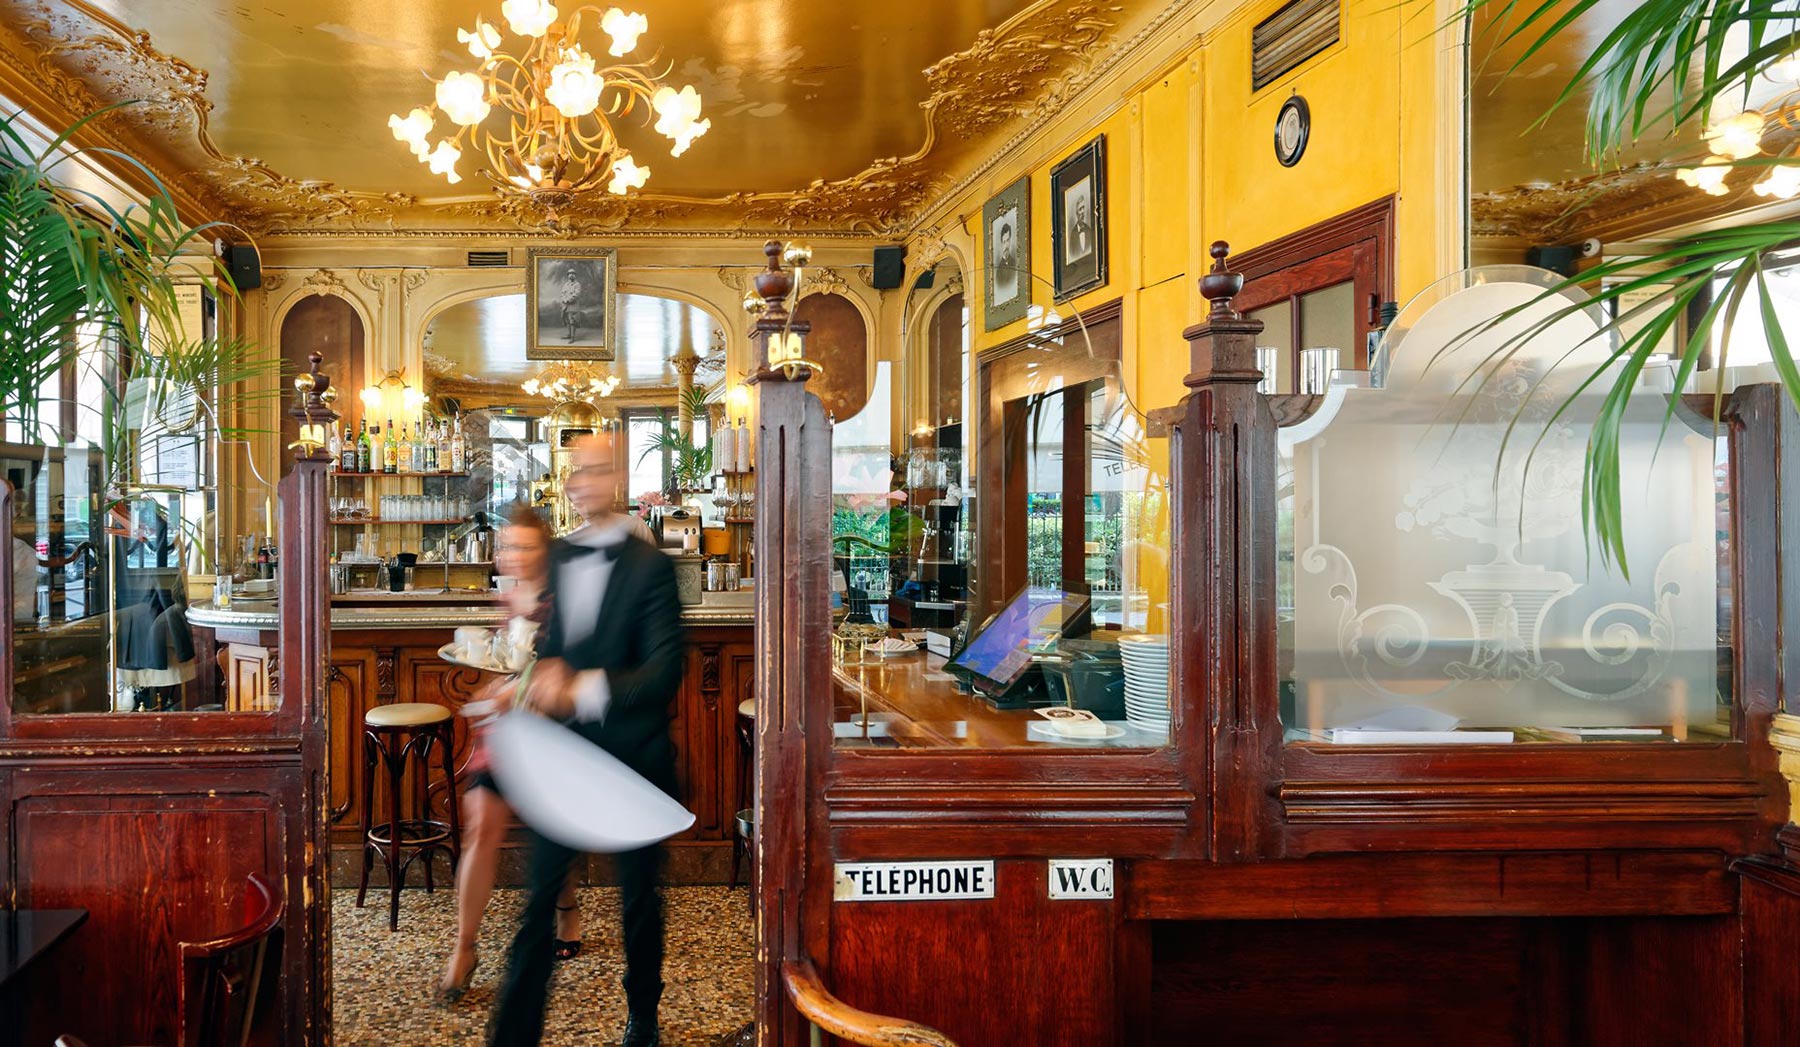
[333,885,755,1046]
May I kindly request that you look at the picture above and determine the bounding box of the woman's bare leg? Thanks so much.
[441,785,508,991]
[555,873,583,943]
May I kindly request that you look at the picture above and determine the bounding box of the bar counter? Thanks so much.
[831,651,1166,749]
[188,596,756,885]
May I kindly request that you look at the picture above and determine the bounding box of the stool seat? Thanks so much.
[365,702,451,727]
[737,697,756,720]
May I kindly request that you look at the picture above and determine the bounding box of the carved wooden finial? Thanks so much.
[1201,241,1243,319]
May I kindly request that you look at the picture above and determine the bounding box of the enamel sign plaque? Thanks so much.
[833,860,996,901]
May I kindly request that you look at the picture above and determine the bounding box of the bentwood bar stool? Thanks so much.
[356,702,462,930]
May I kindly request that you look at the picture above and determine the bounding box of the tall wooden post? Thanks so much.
[747,241,830,1046]
[1172,243,1282,861]
[270,353,337,1038]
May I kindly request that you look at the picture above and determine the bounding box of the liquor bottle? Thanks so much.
[383,419,398,474]
[450,416,466,473]
[369,424,384,474]
[412,425,426,473]
[328,425,342,469]
[340,426,356,472]
[435,422,450,472]
[356,420,371,474]
[425,422,439,472]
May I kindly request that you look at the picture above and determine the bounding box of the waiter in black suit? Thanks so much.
[489,432,684,1047]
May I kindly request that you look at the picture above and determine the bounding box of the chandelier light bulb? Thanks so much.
[545,46,605,118]
[1754,163,1800,200]
[501,0,558,37]
[426,140,464,183]
[1677,156,1732,197]
[601,8,648,57]
[459,18,503,60]
[652,85,711,156]
[609,155,650,194]
[436,71,492,126]
[388,108,434,155]
[1705,110,1765,160]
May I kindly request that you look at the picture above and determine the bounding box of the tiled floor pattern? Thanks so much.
[333,885,754,1045]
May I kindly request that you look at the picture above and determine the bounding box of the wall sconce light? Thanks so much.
[360,368,426,422]
[726,383,752,423]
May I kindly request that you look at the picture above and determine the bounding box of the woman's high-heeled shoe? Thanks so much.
[553,902,583,962]
[438,940,479,1003]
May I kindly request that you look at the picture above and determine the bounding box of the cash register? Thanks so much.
[945,587,1125,719]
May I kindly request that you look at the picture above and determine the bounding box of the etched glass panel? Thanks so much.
[1279,270,1726,744]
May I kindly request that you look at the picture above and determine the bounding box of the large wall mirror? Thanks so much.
[414,291,724,537]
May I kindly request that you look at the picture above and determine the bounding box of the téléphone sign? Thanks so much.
[833,860,996,901]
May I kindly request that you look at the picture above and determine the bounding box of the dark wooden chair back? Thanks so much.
[178,873,284,1047]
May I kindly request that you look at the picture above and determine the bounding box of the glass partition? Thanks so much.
[831,274,1172,750]
[1277,268,1728,744]
[10,301,281,714]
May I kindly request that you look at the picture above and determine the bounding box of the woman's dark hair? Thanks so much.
[504,505,555,543]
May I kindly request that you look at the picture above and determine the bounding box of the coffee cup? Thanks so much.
[454,627,491,663]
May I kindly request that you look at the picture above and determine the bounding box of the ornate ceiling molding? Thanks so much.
[0,0,1177,237]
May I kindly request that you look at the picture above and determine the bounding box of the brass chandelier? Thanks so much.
[388,2,711,215]
[522,360,621,403]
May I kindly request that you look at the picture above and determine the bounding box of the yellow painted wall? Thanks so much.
[930,0,1460,627]
[956,0,1455,413]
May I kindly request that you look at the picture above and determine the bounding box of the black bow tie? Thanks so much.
[557,540,623,564]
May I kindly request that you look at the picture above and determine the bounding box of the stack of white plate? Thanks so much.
[1117,634,1170,733]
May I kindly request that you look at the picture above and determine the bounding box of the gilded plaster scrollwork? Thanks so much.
[301,268,347,298]
[922,1,1119,137]
[0,0,1183,236]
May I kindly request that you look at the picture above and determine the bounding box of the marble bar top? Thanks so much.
[188,600,755,630]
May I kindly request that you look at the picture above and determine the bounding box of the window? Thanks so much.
[624,407,711,503]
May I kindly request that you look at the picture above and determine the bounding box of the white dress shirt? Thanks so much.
[560,513,654,722]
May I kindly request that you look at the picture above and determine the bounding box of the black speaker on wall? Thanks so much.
[226,244,262,291]
[872,245,906,289]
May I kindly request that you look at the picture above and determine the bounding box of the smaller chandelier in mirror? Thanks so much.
[522,360,621,403]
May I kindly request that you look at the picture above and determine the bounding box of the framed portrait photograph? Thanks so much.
[1050,135,1108,301]
[982,177,1031,331]
[526,246,618,360]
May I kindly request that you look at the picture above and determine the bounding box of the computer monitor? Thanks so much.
[949,587,1091,697]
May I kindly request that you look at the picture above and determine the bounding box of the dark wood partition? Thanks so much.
[0,361,335,1045]
[751,241,1800,1046]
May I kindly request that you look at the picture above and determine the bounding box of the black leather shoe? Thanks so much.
[621,1016,660,1047]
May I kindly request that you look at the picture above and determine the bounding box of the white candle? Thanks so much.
[735,420,751,474]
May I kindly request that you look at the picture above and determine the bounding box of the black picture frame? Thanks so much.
[1274,94,1311,168]
[1050,136,1108,301]
[982,177,1031,330]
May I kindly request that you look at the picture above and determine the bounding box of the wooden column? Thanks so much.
[1172,242,1282,861]
[282,353,338,1040]
[747,241,830,1047]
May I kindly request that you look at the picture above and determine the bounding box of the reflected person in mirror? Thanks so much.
[489,432,681,1047]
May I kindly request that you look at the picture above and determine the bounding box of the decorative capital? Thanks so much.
[1200,241,1243,320]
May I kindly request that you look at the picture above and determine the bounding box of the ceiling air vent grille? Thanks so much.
[1252,0,1339,91]
[466,250,510,267]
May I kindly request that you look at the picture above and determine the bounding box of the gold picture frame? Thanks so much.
[526,246,618,360]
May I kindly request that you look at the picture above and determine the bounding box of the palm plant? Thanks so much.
[636,386,715,495]
[1,105,279,564]
[1451,2,1800,571]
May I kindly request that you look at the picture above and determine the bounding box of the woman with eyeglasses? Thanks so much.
[439,506,584,1000]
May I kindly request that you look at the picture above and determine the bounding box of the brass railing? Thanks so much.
[781,959,957,1047]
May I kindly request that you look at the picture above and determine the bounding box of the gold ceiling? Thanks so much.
[0,0,1182,236]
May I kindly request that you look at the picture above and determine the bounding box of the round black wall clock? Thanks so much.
[1274,94,1311,168]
